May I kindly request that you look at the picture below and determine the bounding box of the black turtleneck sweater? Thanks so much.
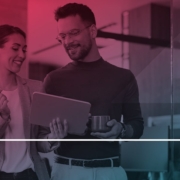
[43,58,143,159]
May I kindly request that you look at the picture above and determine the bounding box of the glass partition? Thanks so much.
[172,0,180,173]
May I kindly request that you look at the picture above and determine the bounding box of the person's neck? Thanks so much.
[0,70,17,91]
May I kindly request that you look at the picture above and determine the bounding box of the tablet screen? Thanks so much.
[30,92,91,135]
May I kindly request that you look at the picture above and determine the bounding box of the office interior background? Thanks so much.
[1,0,180,179]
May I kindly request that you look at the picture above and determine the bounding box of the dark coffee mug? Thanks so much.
[90,116,111,132]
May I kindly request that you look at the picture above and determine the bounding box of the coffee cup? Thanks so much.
[90,115,111,132]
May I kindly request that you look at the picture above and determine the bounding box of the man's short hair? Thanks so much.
[54,3,96,25]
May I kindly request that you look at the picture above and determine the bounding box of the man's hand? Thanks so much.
[0,91,10,122]
[91,119,123,139]
[48,117,68,139]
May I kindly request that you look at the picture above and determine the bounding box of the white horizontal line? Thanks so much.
[0,139,180,141]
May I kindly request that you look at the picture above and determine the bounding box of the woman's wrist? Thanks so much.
[0,114,10,122]
[0,115,10,135]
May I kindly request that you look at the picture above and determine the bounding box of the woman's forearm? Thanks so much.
[0,116,10,138]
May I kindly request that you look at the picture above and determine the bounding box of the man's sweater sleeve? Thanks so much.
[123,71,143,138]
[112,71,144,139]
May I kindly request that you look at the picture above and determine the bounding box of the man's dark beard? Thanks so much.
[64,41,92,61]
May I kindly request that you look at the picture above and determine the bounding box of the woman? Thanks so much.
[0,24,67,180]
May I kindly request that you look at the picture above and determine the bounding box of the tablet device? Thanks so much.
[30,92,91,135]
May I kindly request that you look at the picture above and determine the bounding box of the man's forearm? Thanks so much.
[127,120,144,139]
[123,124,134,139]
[36,125,61,153]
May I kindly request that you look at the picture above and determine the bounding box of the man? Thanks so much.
[43,3,143,180]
